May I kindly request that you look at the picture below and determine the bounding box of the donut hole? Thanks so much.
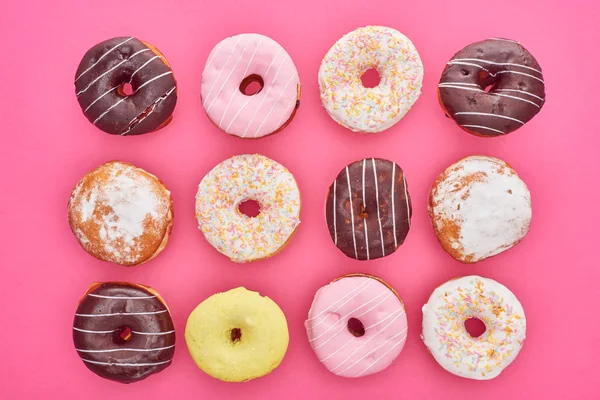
[464,318,486,338]
[118,82,134,96]
[347,318,365,337]
[238,200,261,218]
[360,68,380,88]
[239,74,264,96]
[484,84,495,93]
[112,326,133,344]
[230,328,242,343]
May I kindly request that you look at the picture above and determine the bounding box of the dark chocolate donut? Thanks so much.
[438,38,545,137]
[75,37,177,136]
[73,282,175,384]
[325,158,411,260]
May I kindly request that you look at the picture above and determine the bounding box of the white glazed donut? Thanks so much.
[195,154,301,262]
[422,276,526,380]
[428,156,532,263]
[201,34,300,139]
[319,26,423,133]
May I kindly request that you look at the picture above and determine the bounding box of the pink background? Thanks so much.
[1,0,599,398]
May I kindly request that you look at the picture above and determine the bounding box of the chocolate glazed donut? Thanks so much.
[73,282,175,383]
[438,38,545,137]
[326,158,411,260]
[75,37,177,135]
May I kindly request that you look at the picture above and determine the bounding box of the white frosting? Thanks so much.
[429,156,532,263]
[422,276,526,380]
[319,26,423,133]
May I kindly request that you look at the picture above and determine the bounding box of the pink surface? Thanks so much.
[1,0,598,399]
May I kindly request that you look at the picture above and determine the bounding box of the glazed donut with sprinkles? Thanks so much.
[438,38,545,137]
[75,37,177,136]
[73,282,176,384]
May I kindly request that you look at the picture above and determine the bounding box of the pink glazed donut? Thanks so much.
[201,33,301,139]
[305,274,407,378]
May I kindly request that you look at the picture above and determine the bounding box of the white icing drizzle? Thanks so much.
[438,82,480,86]
[202,36,243,107]
[135,71,173,92]
[75,310,167,317]
[391,163,397,248]
[218,39,263,128]
[403,173,410,229]
[87,293,156,299]
[84,85,120,112]
[354,331,407,377]
[119,86,176,135]
[306,279,372,323]
[76,48,150,96]
[331,313,406,373]
[73,327,175,335]
[311,291,391,345]
[313,293,395,351]
[252,72,297,137]
[93,97,128,124]
[129,55,161,83]
[346,166,358,259]
[333,180,337,245]
[494,88,544,101]
[496,70,545,84]
[81,359,172,367]
[241,53,289,138]
[76,345,174,353]
[451,58,542,74]
[227,48,283,134]
[461,124,505,134]
[494,93,540,108]
[362,160,370,260]
[438,85,484,93]
[454,112,525,125]
[205,40,251,113]
[203,40,224,73]
[372,159,385,257]
[447,61,493,74]
[75,37,134,82]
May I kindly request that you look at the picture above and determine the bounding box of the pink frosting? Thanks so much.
[201,33,300,138]
[305,276,407,378]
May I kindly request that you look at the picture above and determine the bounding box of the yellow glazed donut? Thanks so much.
[185,287,289,382]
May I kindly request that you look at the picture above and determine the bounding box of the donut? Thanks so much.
[73,282,175,383]
[326,158,411,260]
[75,37,177,136]
[305,274,407,378]
[428,156,532,263]
[438,38,545,137]
[319,26,423,133]
[185,287,289,382]
[195,154,301,262]
[422,276,526,380]
[201,34,300,138]
[68,161,173,266]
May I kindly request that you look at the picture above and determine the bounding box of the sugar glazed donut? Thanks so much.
[75,37,177,135]
[319,26,423,133]
[201,34,300,138]
[195,154,301,262]
[73,282,175,383]
[185,287,289,382]
[305,274,407,378]
[68,161,173,266]
[438,38,545,137]
[428,156,531,263]
[422,276,526,380]
[326,158,411,260]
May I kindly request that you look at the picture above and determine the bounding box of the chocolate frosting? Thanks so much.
[75,37,177,135]
[438,38,545,137]
[325,158,411,260]
[73,283,175,384]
